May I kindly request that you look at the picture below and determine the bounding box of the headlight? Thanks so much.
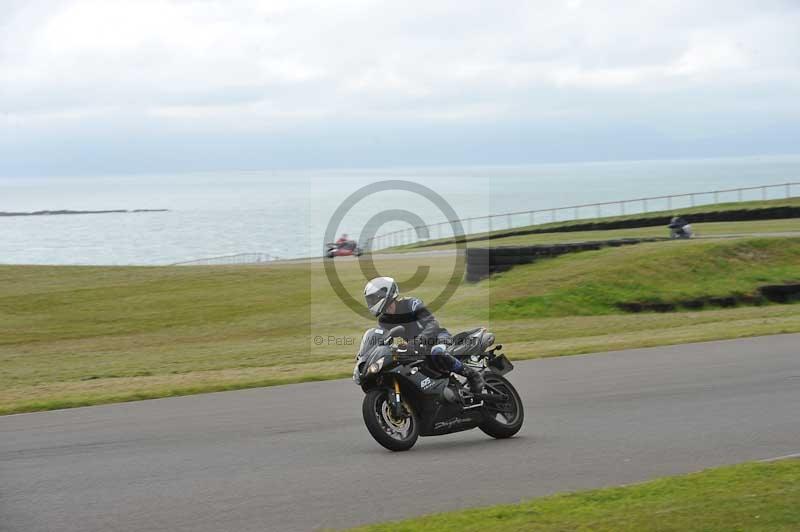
[367,358,385,374]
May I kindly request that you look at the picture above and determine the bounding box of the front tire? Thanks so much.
[479,373,524,439]
[362,389,419,451]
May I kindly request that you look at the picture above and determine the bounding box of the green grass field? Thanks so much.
[347,459,800,531]
[486,236,800,318]
[1,235,799,414]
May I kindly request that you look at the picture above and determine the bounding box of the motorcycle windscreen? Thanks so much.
[356,328,384,359]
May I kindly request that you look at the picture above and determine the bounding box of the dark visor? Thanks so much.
[365,288,387,308]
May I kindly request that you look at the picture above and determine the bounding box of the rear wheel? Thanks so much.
[362,389,419,451]
[479,373,524,439]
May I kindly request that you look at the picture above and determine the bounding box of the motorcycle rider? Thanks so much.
[668,216,687,229]
[668,216,691,238]
[363,276,485,393]
[336,233,354,250]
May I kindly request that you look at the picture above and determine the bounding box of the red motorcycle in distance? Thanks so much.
[325,240,363,258]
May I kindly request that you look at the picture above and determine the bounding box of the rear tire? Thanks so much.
[362,389,419,451]
[479,373,524,439]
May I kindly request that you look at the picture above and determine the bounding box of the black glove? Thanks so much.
[415,336,440,356]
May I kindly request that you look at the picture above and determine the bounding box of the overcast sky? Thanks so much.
[2,0,799,176]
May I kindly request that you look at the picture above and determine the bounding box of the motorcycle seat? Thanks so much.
[448,328,495,357]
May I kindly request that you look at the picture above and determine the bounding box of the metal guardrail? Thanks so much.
[364,182,799,251]
[171,253,273,266]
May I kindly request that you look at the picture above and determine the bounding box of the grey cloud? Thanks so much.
[1,0,799,175]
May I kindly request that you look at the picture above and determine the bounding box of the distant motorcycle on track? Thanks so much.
[668,216,693,239]
[325,240,363,258]
[353,325,524,451]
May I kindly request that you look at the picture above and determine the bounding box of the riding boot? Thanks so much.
[431,344,485,394]
[461,366,485,394]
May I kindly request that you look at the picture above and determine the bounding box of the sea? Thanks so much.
[1,155,798,265]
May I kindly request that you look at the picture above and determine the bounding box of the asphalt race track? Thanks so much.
[2,334,798,531]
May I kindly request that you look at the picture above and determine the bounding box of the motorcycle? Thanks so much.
[669,224,693,239]
[325,241,363,258]
[353,325,524,451]
[668,216,693,239]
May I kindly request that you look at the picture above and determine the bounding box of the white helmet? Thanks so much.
[364,277,399,317]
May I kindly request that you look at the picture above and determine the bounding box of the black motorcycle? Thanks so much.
[353,325,524,451]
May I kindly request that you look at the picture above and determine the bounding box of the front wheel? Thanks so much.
[479,373,524,439]
[362,389,419,451]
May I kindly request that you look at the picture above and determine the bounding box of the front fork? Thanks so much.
[391,378,404,418]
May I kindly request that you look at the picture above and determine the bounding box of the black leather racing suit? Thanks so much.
[378,297,463,373]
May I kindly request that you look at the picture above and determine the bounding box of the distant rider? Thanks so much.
[336,233,354,250]
[363,276,485,393]
[668,216,692,238]
[668,216,688,229]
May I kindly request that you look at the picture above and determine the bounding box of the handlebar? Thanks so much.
[392,345,426,360]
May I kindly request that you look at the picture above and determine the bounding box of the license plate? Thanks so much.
[490,354,513,375]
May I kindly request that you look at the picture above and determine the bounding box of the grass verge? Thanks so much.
[347,459,800,531]
[486,237,800,318]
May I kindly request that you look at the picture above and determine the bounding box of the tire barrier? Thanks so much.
[758,284,800,303]
[616,284,800,313]
[465,237,665,282]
